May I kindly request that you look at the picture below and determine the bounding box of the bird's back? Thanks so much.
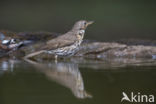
[42,31,78,50]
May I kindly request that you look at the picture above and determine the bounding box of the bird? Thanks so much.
[24,20,94,60]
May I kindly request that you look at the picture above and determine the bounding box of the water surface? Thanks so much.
[0,58,156,104]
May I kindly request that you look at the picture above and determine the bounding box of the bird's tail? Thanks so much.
[24,50,46,59]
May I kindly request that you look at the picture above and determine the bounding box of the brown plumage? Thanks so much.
[24,20,94,59]
[42,31,78,50]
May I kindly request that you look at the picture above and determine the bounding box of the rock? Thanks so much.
[0,30,59,57]
[76,42,156,59]
[0,30,156,59]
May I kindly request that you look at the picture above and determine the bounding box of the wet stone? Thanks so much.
[0,30,156,59]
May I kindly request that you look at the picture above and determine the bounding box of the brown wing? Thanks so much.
[42,32,77,50]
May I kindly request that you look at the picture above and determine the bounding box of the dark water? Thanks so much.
[0,58,156,104]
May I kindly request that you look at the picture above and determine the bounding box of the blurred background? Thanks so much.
[0,0,156,41]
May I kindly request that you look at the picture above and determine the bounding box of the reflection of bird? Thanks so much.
[121,92,131,102]
[24,58,92,99]
[24,20,94,60]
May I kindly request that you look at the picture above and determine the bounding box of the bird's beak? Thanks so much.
[86,21,94,26]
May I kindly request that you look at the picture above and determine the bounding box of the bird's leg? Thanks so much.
[54,55,58,63]
[24,50,46,59]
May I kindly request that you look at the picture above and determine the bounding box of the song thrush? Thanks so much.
[24,20,94,60]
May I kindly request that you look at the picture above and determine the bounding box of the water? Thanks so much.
[0,58,156,104]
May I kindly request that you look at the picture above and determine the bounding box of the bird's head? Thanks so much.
[72,20,94,41]
[72,20,94,31]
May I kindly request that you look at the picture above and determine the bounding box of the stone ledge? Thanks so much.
[0,30,156,59]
